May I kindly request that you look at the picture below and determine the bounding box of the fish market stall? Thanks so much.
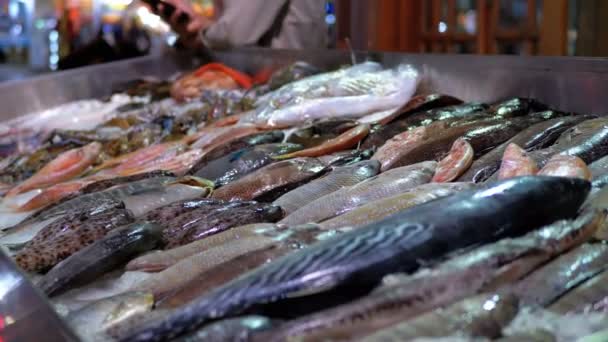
[1,49,608,341]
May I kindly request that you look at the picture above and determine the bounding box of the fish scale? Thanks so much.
[121,176,589,341]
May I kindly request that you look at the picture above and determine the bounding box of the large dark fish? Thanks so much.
[362,102,489,150]
[360,293,519,341]
[375,93,464,125]
[460,115,591,182]
[187,131,284,173]
[211,158,327,202]
[37,222,164,296]
[191,143,302,187]
[14,207,135,272]
[512,243,608,307]
[121,176,589,341]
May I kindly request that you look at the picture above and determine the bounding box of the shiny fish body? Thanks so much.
[460,115,591,182]
[360,293,519,341]
[513,243,608,307]
[549,269,608,314]
[211,157,327,202]
[121,176,589,341]
[126,223,278,272]
[15,207,134,272]
[280,161,436,225]
[319,182,474,230]
[191,143,302,186]
[38,222,164,296]
[273,161,380,215]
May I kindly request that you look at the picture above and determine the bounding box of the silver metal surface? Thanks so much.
[2,48,608,121]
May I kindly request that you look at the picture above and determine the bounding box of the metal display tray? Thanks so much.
[1,48,608,121]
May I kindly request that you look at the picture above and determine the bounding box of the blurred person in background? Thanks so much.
[152,0,328,50]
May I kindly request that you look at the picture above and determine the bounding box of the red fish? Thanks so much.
[498,143,539,180]
[432,138,474,183]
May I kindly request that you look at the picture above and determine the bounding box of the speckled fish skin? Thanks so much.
[538,154,592,180]
[273,160,380,215]
[164,202,284,248]
[432,138,474,183]
[38,222,164,296]
[512,243,608,307]
[498,143,539,180]
[177,316,277,342]
[280,161,436,226]
[65,291,154,340]
[549,269,608,314]
[319,182,474,230]
[14,207,134,273]
[211,157,327,202]
[460,115,592,182]
[121,176,588,342]
[360,293,519,341]
[126,223,278,272]
[191,143,302,187]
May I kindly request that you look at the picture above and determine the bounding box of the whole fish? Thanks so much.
[361,102,489,150]
[38,222,164,296]
[538,155,592,180]
[163,202,284,248]
[432,138,474,182]
[360,293,519,341]
[319,182,474,230]
[65,292,154,341]
[260,210,602,342]
[549,269,608,314]
[177,316,277,342]
[187,131,284,173]
[14,207,134,272]
[529,117,608,167]
[273,161,380,215]
[280,161,436,225]
[7,142,102,196]
[459,115,591,182]
[121,176,589,341]
[275,124,370,159]
[126,223,279,272]
[156,225,340,309]
[191,143,302,186]
[512,243,608,307]
[371,93,463,125]
[211,158,327,202]
[498,143,539,179]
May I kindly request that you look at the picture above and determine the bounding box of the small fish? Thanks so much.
[121,176,589,341]
[432,138,474,183]
[191,143,302,186]
[126,223,279,272]
[273,161,380,215]
[38,222,165,296]
[538,154,592,180]
[512,243,608,307]
[319,182,474,230]
[274,124,370,159]
[211,158,327,202]
[549,269,608,314]
[7,142,102,196]
[14,207,134,273]
[280,161,436,225]
[65,292,154,341]
[177,316,277,342]
[498,143,539,179]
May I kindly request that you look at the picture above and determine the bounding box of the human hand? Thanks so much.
[157,0,211,48]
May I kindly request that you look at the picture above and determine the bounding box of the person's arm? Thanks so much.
[201,0,288,49]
